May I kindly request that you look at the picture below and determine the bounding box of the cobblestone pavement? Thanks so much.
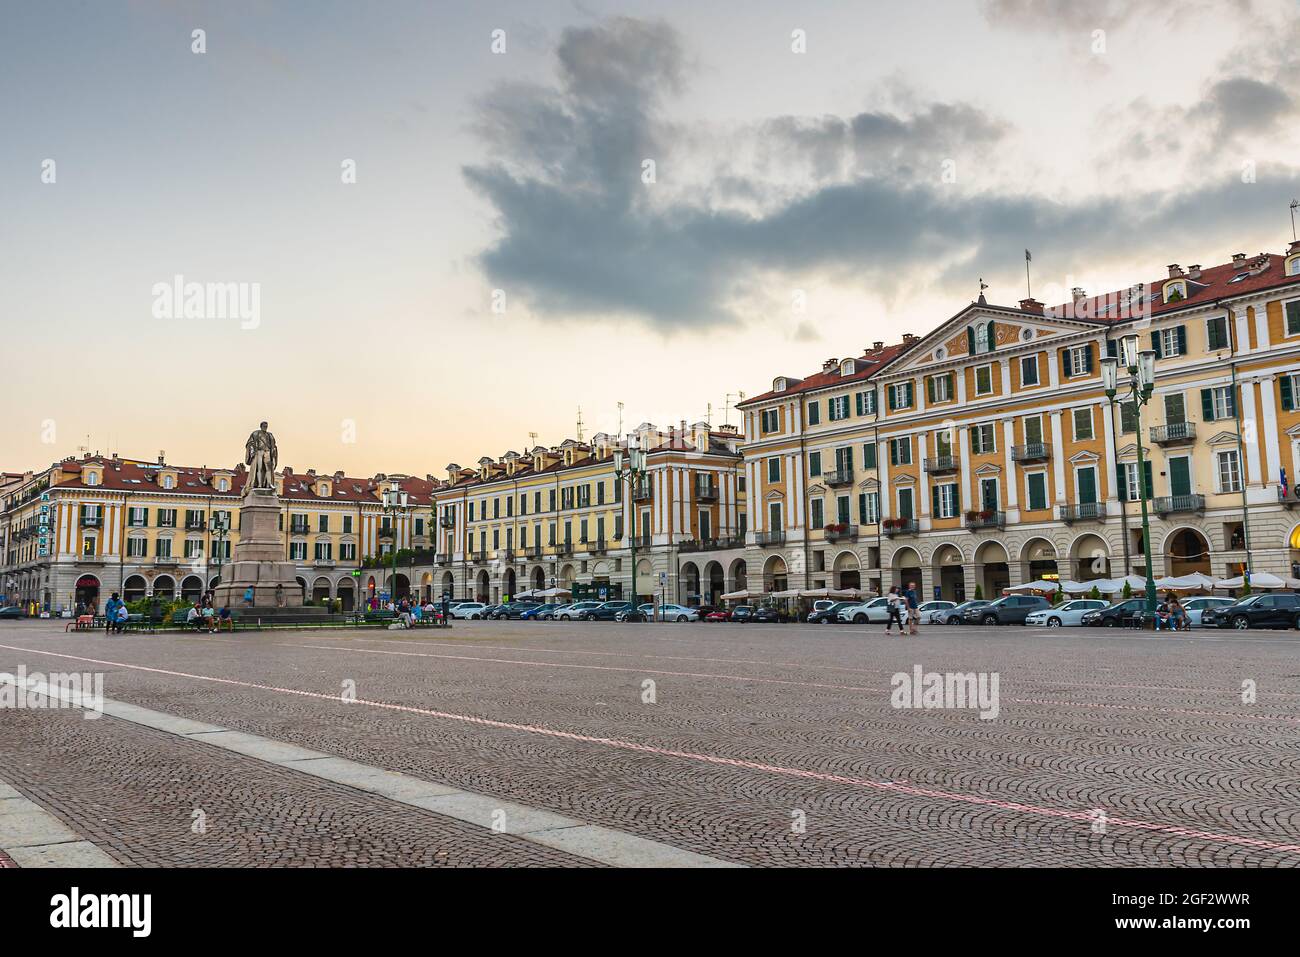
[2,619,1299,867]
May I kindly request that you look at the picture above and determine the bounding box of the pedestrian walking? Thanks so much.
[885,586,905,635]
[905,581,920,635]
[103,592,123,635]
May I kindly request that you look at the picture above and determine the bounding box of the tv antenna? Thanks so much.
[724,392,745,427]
[575,406,584,442]
[1290,199,1299,241]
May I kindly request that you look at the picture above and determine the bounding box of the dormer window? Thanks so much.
[85,471,100,486]
[969,321,995,355]
[774,377,787,392]
[1163,280,1186,303]
[839,358,855,377]
[1287,255,1300,276]
[162,474,175,489]
[217,478,229,491]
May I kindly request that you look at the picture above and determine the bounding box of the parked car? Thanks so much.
[806,601,857,624]
[450,602,488,620]
[556,601,603,621]
[616,603,655,622]
[753,606,782,623]
[728,605,756,623]
[520,603,558,620]
[1025,598,1109,627]
[1080,598,1146,628]
[1180,596,1236,627]
[1203,593,1300,630]
[916,600,956,623]
[930,600,989,624]
[694,605,719,620]
[649,603,700,622]
[704,608,732,622]
[0,606,27,619]
[964,595,1050,625]
[838,597,891,623]
[582,601,633,621]
[490,600,541,620]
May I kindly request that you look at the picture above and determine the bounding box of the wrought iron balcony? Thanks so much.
[154,556,179,565]
[822,468,854,487]
[756,530,786,547]
[588,539,607,554]
[554,541,574,556]
[502,549,515,562]
[678,536,744,553]
[1061,502,1106,523]
[435,552,452,565]
[185,519,206,531]
[824,524,858,542]
[632,482,652,502]
[439,515,455,528]
[1150,421,1197,446]
[1153,494,1205,515]
[923,456,958,474]
[882,518,918,536]
[1280,486,1300,508]
[313,558,336,567]
[290,523,311,535]
[1011,442,1050,463]
[965,510,1006,531]
[522,545,542,559]
[694,481,718,501]
[80,514,102,528]
[469,549,488,563]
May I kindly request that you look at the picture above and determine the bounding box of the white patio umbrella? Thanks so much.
[799,587,865,599]
[1154,573,1216,592]
[1006,579,1062,594]
[720,589,763,601]
[1214,571,1299,590]
[768,589,803,599]
[537,586,572,598]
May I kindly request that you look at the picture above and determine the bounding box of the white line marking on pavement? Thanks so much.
[4,674,739,869]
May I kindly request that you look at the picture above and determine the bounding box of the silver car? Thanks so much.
[1025,599,1109,627]
[919,600,957,624]
[1180,596,1236,627]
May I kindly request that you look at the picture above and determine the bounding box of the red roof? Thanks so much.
[740,343,908,406]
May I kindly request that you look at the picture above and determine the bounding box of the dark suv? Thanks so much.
[582,601,633,622]
[1205,593,1300,630]
[490,600,541,620]
[1081,599,1145,628]
[965,595,1050,625]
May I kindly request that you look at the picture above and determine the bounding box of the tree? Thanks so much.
[974,584,984,601]
[1122,580,1133,600]
[1089,585,1102,600]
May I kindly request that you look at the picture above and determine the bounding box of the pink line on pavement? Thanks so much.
[3,642,1299,857]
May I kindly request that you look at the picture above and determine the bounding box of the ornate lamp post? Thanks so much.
[612,437,647,606]
[1102,334,1158,621]
[381,488,410,606]
[208,512,229,599]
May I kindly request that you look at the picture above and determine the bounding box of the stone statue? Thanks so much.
[244,422,278,492]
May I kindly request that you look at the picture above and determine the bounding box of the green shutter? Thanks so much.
[987,320,996,352]
[889,440,898,466]
[1150,331,1161,359]
[967,327,975,354]
[1106,339,1118,359]
[1060,349,1069,378]
[1176,326,1187,355]
[1143,461,1153,497]
[1083,344,1093,373]
[864,442,877,469]
[845,446,853,469]
[1226,389,1236,418]
[932,485,940,517]
[1078,468,1096,505]
[855,392,864,416]
[1201,388,1214,421]
[927,376,935,404]
[1282,376,1295,412]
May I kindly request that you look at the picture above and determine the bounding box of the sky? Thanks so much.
[3,0,1299,477]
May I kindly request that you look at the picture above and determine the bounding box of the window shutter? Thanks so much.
[1150,331,1161,359]
[1176,326,1186,355]
[1200,388,1214,421]
[1226,388,1236,418]
[845,446,853,469]
[864,442,876,469]
[855,392,864,416]
[932,485,940,517]
[967,327,975,354]
[1116,465,1127,501]
[1143,461,1153,497]
[987,320,996,352]
[1083,344,1094,373]
[926,377,935,404]
[887,388,896,412]
[1106,339,1118,359]
[1282,376,1295,412]
[889,440,898,466]
[1060,349,1069,378]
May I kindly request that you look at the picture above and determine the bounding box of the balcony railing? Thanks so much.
[632,482,652,502]
[289,524,311,536]
[523,545,542,559]
[80,515,102,528]
[588,539,607,554]
[435,552,452,565]
[824,524,858,542]
[439,515,455,528]
[1061,502,1106,523]
[756,530,786,547]
[1011,442,1050,463]
[922,456,958,474]
[822,468,853,487]
[185,519,206,531]
[882,518,918,536]
[154,556,178,565]
[1280,486,1300,508]
[965,510,1006,531]
[313,558,336,567]
[469,549,487,563]
[554,541,574,556]
[1153,494,1205,515]
[502,549,515,562]
[1150,421,1196,445]
[677,536,744,553]
[694,482,718,501]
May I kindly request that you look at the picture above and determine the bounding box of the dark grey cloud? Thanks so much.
[1207,76,1294,137]
[463,17,1299,332]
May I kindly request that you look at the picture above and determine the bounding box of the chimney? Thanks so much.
[872,340,884,352]
[1167,264,1184,278]
[1231,252,1247,266]
[1187,264,1202,280]
[157,452,165,465]
[821,357,838,372]
[1019,297,1043,314]
[1288,239,1300,256]
[1071,286,1087,302]
[902,333,918,346]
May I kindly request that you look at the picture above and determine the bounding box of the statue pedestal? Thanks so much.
[212,488,306,612]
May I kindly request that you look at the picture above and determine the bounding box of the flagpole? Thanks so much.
[1024,249,1032,299]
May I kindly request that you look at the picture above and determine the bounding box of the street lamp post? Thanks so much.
[381,488,410,607]
[612,437,647,609]
[1102,335,1158,623]
[208,512,229,601]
